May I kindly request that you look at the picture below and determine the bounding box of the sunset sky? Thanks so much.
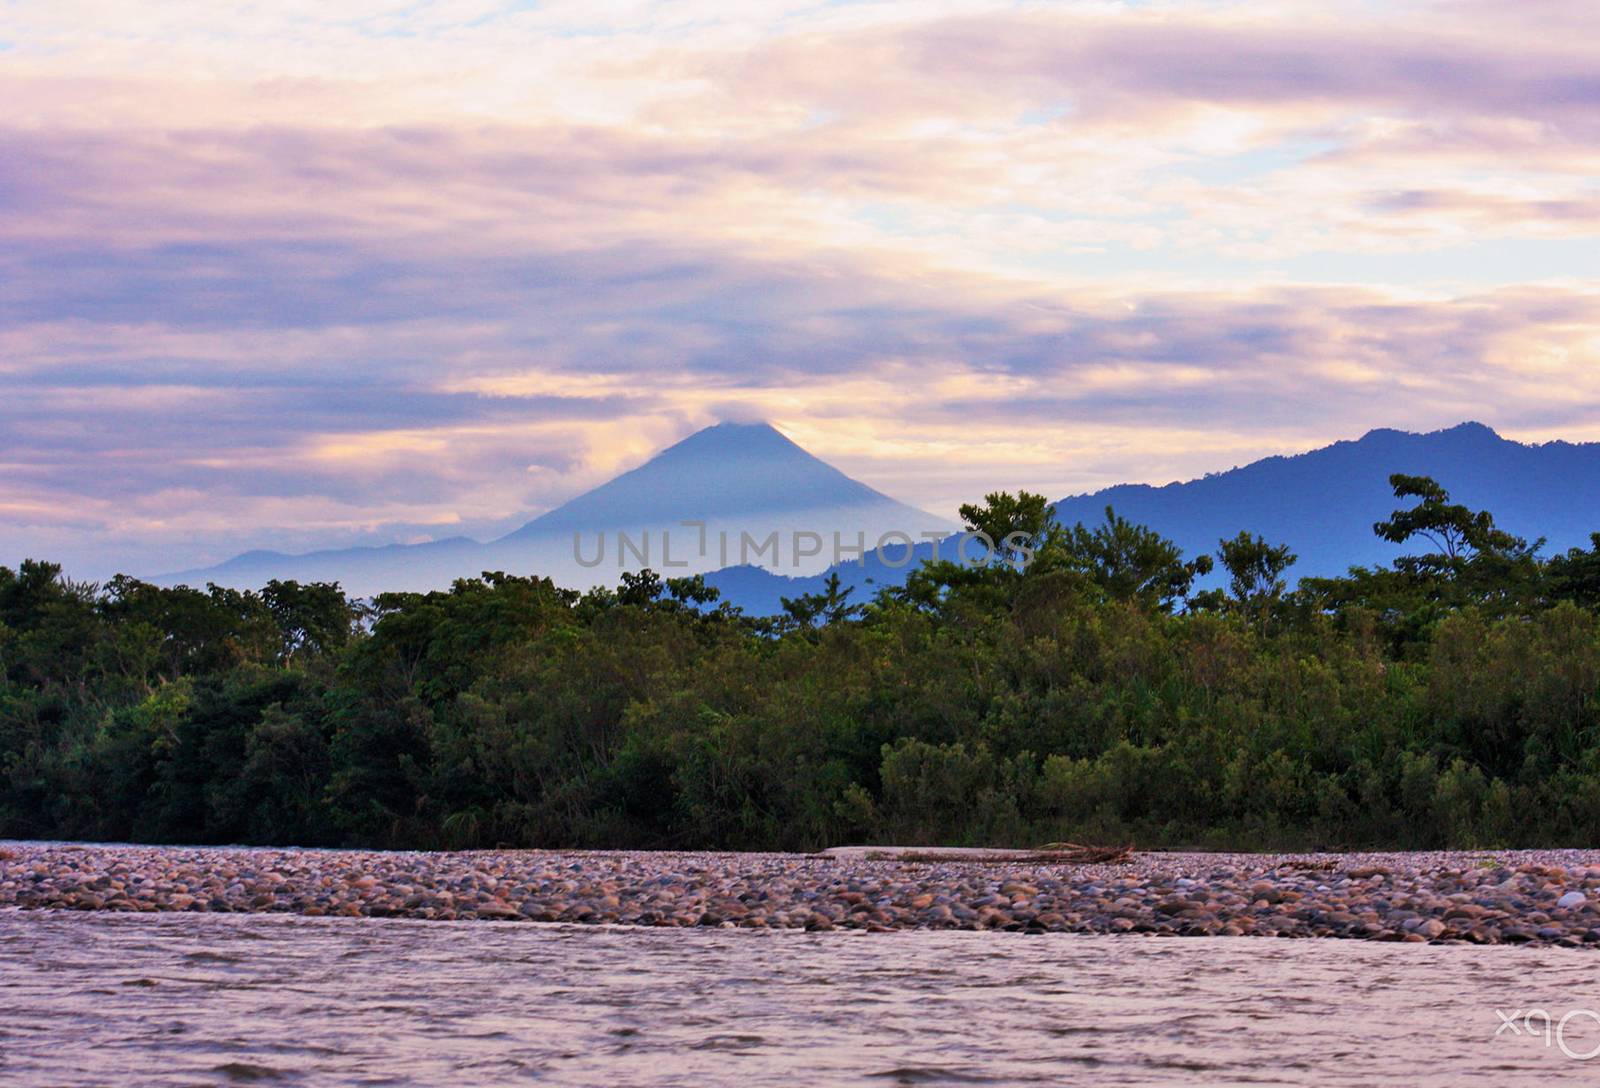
[4,0,1599,577]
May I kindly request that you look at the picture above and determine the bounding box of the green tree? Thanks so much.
[261,579,361,661]
[1374,474,1533,576]
[1548,533,1600,608]
[1060,506,1213,611]
[894,491,1061,616]
[0,560,101,688]
[956,490,1058,565]
[1217,531,1297,630]
[781,572,863,630]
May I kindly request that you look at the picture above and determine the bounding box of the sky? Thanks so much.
[3,0,1599,578]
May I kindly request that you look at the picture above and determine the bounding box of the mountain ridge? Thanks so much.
[702,421,1600,614]
[161,419,1600,610]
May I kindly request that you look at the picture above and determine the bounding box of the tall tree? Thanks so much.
[956,490,1058,565]
[1548,533,1600,608]
[781,571,863,629]
[262,579,361,661]
[1373,473,1532,576]
[1218,531,1297,629]
[1061,506,1213,611]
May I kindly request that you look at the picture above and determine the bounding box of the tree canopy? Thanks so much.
[2,473,1599,853]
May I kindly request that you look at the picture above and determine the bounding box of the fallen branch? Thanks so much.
[1277,859,1336,872]
[1035,842,1136,864]
[860,843,1136,865]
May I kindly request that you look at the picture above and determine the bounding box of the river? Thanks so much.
[2,910,1596,1085]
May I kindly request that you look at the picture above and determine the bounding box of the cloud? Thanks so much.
[3,1,1600,578]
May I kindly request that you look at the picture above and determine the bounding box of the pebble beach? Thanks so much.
[5,842,1600,947]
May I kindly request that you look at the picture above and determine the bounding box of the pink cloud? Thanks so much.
[4,2,1600,578]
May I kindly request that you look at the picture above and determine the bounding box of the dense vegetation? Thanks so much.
[5,474,1600,852]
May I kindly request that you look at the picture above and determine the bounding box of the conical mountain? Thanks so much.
[159,421,954,595]
[503,421,929,537]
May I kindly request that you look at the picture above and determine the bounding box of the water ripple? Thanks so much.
[0,911,1594,1085]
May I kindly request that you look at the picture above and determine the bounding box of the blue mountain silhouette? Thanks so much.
[705,422,1600,614]
[162,421,950,594]
[502,421,931,535]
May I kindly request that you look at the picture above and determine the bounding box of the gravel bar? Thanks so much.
[5,842,1600,947]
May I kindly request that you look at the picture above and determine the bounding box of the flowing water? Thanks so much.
[2,910,1596,1085]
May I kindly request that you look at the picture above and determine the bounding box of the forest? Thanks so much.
[3,474,1600,852]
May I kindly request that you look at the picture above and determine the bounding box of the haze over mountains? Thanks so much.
[164,422,953,596]
[709,421,1600,614]
[1051,421,1596,576]
[164,420,1600,612]
[503,422,916,534]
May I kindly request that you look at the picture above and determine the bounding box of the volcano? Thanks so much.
[162,422,954,595]
[503,421,927,535]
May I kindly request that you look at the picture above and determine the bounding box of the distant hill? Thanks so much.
[160,422,953,595]
[1050,421,1599,577]
[705,422,1600,614]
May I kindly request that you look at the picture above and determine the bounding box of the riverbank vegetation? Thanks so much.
[4,475,1600,852]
